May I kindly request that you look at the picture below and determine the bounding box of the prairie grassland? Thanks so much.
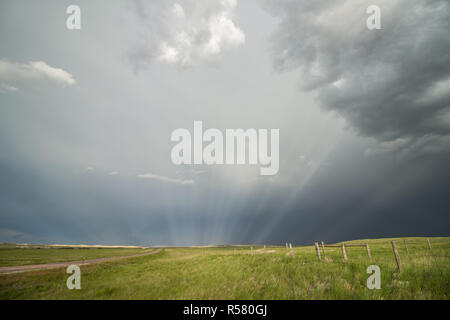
[0,237,448,299]
[0,244,151,267]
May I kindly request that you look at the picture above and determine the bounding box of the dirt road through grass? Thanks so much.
[0,249,162,274]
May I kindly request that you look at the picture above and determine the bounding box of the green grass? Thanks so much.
[0,245,151,267]
[0,237,449,299]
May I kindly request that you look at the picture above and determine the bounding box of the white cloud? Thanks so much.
[0,83,18,93]
[108,171,119,176]
[28,61,75,85]
[131,0,245,68]
[0,59,76,88]
[137,172,195,185]
[85,167,94,171]
[172,3,185,18]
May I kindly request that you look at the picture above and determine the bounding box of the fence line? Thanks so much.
[308,238,441,273]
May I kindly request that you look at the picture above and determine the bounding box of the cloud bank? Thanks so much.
[264,0,450,154]
[129,0,245,68]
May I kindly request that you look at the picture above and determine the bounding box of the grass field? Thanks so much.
[0,237,449,299]
[0,244,151,267]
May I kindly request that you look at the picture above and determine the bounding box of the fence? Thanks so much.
[234,238,446,273]
[310,238,436,272]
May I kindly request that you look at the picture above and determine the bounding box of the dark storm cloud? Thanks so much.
[1,0,449,246]
[261,140,450,244]
[264,0,450,149]
[257,0,450,243]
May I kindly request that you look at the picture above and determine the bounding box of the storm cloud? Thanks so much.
[264,0,450,154]
[0,0,449,246]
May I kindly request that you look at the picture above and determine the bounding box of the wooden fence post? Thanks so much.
[321,241,326,258]
[264,245,266,253]
[391,241,402,272]
[427,238,432,250]
[365,243,371,259]
[314,242,321,260]
[341,243,348,261]
[286,242,288,254]
[403,239,409,254]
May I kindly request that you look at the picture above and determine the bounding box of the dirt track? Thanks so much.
[0,248,162,274]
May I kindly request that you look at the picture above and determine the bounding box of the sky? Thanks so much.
[0,0,449,246]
